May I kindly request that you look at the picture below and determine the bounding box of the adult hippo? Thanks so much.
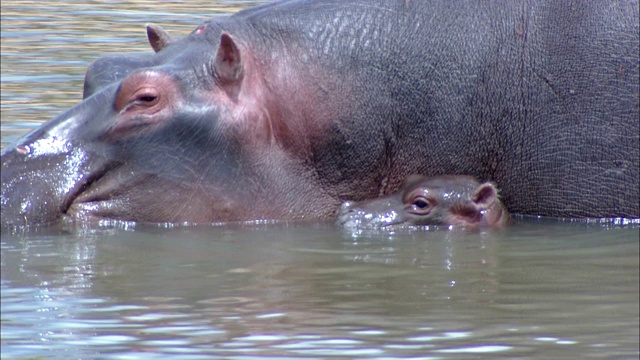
[1,0,638,228]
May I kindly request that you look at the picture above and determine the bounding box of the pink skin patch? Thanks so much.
[194,25,207,35]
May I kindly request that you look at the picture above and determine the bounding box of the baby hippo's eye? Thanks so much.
[407,195,434,216]
[414,199,428,209]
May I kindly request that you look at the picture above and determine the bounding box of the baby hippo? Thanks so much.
[337,175,508,229]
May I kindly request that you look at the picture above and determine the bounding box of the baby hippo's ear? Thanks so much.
[473,182,499,210]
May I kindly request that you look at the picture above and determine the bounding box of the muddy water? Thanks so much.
[1,1,639,359]
[1,221,638,359]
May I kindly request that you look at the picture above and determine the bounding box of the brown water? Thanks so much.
[1,1,639,359]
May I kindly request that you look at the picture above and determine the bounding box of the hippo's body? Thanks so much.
[1,0,639,227]
[338,175,508,229]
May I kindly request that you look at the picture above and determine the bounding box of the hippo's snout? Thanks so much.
[339,201,356,214]
[1,108,114,229]
[336,199,404,229]
[336,201,360,228]
[1,141,78,228]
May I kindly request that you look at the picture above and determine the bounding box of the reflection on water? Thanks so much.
[1,221,639,359]
[1,1,639,359]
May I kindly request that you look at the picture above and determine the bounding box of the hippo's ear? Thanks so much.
[146,24,173,53]
[214,33,244,92]
[473,182,498,209]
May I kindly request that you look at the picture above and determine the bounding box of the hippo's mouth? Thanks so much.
[59,160,123,222]
[62,160,157,224]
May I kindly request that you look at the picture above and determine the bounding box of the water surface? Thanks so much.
[2,221,638,359]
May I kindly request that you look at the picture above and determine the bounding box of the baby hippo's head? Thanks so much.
[338,175,508,229]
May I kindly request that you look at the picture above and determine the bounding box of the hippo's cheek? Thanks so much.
[61,164,246,224]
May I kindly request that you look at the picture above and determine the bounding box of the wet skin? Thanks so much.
[1,0,638,228]
[338,175,509,229]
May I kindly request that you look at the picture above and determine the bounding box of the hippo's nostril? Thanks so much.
[16,145,31,155]
[339,201,355,213]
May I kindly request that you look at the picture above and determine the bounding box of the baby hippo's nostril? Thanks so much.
[339,201,355,214]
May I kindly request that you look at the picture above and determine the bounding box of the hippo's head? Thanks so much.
[337,175,509,230]
[1,23,335,228]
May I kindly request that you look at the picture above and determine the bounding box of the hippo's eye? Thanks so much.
[138,95,157,102]
[407,195,434,216]
[131,87,159,107]
[414,199,428,208]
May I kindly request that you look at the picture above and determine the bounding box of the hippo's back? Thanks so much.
[233,0,639,217]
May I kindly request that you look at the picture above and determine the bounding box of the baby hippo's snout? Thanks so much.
[337,198,407,229]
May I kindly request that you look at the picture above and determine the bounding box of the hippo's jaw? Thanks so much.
[1,134,235,227]
[63,162,145,224]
